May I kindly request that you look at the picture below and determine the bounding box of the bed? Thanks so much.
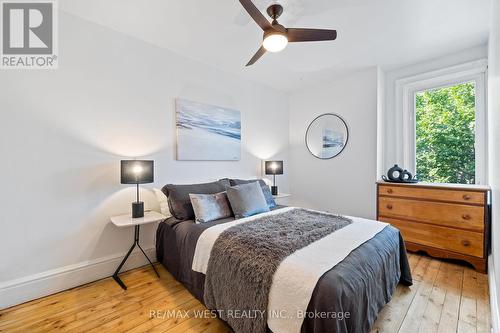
[156,201,412,333]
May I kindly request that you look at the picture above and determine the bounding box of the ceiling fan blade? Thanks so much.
[287,28,337,42]
[239,0,272,31]
[246,46,266,66]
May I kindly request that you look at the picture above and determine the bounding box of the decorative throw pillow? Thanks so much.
[222,178,277,208]
[162,179,231,220]
[189,192,233,223]
[226,182,270,219]
[153,188,171,218]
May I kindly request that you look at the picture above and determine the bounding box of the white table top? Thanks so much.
[273,193,291,199]
[110,211,167,227]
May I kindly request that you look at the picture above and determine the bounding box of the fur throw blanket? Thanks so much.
[203,208,352,333]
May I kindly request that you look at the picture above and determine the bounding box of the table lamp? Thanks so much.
[121,160,154,218]
[265,160,283,195]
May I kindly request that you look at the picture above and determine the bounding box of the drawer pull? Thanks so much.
[386,204,393,210]
[462,214,471,220]
[461,240,471,247]
[463,194,471,200]
[387,188,393,194]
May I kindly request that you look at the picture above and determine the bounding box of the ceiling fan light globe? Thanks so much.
[263,33,288,52]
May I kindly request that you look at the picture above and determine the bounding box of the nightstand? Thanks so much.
[110,211,166,290]
[273,193,291,205]
[273,193,291,199]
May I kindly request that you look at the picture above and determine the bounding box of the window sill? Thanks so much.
[376,180,490,191]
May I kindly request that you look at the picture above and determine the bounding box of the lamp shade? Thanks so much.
[121,160,154,184]
[265,161,283,175]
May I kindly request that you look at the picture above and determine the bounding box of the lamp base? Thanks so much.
[132,201,144,218]
[271,186,278,196]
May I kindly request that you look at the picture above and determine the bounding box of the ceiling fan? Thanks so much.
[239,0,337,66]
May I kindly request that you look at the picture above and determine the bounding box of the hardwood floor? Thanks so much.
[371,253,490,333]
[0,253,490,333]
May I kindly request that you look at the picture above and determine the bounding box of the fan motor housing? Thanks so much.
[267,4,283,20]
[264,27,287,39]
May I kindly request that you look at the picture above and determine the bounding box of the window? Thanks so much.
[398,60,487,184]
[415,82,476,184]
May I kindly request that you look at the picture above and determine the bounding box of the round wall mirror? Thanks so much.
[305,113,349,159]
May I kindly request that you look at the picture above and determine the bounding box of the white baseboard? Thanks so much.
[0,247,157,310]
[489,256,500,333]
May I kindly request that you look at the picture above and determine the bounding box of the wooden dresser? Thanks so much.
[377,182,490,273]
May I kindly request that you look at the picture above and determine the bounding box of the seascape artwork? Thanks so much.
[321,128,344,158]
[176,99,241,160]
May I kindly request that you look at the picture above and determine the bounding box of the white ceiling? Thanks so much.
[61,0,491,92]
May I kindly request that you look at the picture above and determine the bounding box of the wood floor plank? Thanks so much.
[397,258,441,333]
[476,271,491,333]
[437,262,464,333]
[408,253,422,272]
[418,285,446,333]
[458,268,479,333]
[370,281,421,333]
[89,291,197,333]
[0,254,491,333]
[412,256,432,282]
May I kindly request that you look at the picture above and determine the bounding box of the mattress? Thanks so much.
[156,207,412,333]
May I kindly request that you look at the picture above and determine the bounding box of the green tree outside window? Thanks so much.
[415,82,476,184]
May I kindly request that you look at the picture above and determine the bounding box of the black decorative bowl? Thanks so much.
[381,175,419,183]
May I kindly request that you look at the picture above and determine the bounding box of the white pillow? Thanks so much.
[262,177,272,187]
[154,188,171,218]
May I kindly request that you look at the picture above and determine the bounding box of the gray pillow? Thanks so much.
[226,182,270,219]
[222,178,276,208]
[189,192,233,223]
[162,179,230,220]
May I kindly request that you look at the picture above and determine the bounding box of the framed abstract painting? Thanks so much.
[176,99,241,161]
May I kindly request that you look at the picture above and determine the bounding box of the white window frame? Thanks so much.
[396,59,488,184]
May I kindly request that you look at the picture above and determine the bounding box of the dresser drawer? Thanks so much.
[378,197,484,232]
[381,217,484,258]
[378,185,485,205]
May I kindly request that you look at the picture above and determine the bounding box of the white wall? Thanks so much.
[488,0,500,330]
[380,45,488,176]
[0,13,289,307]
[288,68,378,219]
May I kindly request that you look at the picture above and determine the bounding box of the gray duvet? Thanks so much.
[156,207,412,333]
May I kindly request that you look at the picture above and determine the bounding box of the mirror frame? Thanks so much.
[305,113,349,160]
